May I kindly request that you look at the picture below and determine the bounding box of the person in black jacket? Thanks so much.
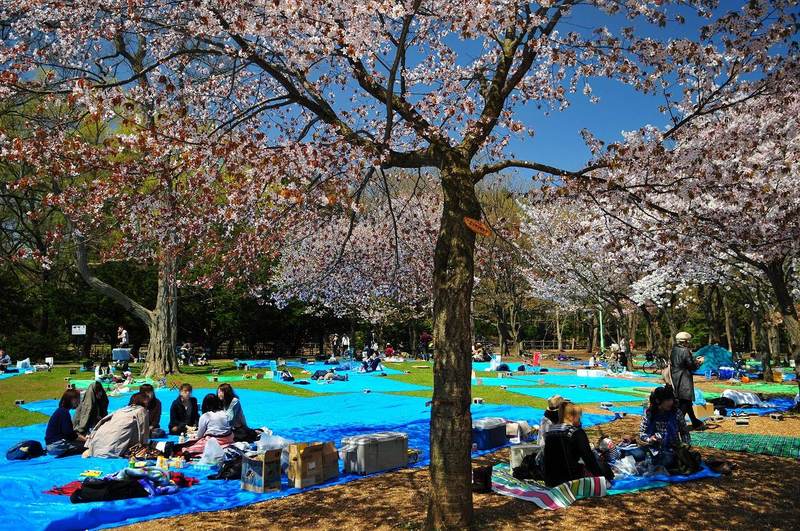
[169,383,199,435]
[543,402,614,487]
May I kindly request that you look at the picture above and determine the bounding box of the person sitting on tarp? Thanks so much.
[325,354,339,365]
[321,369,348,382]
[83,392,150,458]
[217,383,260,442]
[46,389,87,457]
[361,353,383,373]
[81,359,95,372]
[279,369,295,382]
[138,384,165,438]
[543,402,614,487]
[536,395,564,447]
[182,393,233,456]
[0,347,11,372]
[636,385,691,468]
[95,359,114,381]
[74,381,109,436]
[169,383,199,435]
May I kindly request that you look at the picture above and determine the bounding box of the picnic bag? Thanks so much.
[69,478,149,504]
[6,440,45,460]
[670,442,701,476]
[472,464,494,493]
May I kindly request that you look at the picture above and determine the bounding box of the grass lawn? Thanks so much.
[0,361,319,428]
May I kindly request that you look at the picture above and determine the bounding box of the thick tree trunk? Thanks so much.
[763,260,800,393]
[141,255,179,377]
[74,230,178,377]
[426,161,478,530]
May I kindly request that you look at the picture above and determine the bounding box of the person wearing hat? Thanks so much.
[670,332,705,429]
[536,395,565,447]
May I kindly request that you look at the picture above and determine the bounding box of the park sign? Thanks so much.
[463,217,492,237]
[71,325,87,335]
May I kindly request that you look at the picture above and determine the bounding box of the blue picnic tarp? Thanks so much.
[0,388,613,531]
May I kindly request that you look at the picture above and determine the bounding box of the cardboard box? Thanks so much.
[241,450,281,493]
[319,441,340,482]
[693,403,715,420]
[288,443,324,489]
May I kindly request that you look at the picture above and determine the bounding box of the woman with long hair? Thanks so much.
[45,389,86,457]
[217,383,259,442]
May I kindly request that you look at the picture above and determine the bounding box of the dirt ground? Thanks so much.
[123,416,800,531]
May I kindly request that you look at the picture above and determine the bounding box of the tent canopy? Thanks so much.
[694,344,734,374]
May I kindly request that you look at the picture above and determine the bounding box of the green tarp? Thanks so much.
[691,431,800,459]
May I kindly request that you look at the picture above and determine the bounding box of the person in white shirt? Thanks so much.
[182,393,233,456]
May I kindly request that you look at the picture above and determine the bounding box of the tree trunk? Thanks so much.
[752,312,772,382]
[73,231,177,377]
[763,259,800,393]
[426,161,478,530]
[750,319,758,353]
[722,295,734,352]
[141,254,179,377]
[496,321,508,357]
[555,307,563,352]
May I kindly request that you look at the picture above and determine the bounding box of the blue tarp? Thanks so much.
[271,372,430,394]
[0,388,613,530]
[608,464,720,494]
[694,345,734,375]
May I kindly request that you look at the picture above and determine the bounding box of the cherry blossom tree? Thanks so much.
[559,58,800,388]
[2,1,797,525]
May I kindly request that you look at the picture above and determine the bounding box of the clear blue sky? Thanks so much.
[491,2,797,190]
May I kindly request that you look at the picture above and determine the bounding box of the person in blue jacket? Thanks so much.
[45,389,86,457]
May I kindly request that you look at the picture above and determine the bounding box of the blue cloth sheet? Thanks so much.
[1,388,614,530]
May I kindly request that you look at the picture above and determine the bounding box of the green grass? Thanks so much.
[0,361,323,428]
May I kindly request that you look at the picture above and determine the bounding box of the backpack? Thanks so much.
[6,440,45,460]
[669,442,702,476]
[208,457,243,480]
[512,452,543,481]
[69,478,149,503]
[472,464,494,493]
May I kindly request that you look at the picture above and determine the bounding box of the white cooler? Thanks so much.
[341,432,408,475]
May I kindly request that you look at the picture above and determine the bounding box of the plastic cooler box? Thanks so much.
[341,432,408,475]
[472,417,508,450]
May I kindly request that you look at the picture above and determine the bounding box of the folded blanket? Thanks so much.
[491,463,608,510]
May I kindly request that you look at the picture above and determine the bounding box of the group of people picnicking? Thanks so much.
[523,330,713,486]
[45,380,261,460]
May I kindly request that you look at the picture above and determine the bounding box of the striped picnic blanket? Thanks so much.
[491,463,608,510]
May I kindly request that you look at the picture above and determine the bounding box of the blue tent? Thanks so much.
[694,344,734,374]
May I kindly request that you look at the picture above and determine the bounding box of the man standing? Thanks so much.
[670,331,705,429]
[117,326,129,348]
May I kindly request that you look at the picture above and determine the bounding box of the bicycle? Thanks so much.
[641,353,667,374]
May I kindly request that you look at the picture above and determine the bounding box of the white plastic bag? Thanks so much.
[200,437,224,464]
[610,455,637,477]
[255,433,294,472]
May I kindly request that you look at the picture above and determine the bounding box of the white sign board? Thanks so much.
[71,325,87,335]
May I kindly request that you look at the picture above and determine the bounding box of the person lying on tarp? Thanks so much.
[46,389,87,457]
[311,369,349,382]
[635,385,691,468]
[543,402,614,487]
[169,383,199,435]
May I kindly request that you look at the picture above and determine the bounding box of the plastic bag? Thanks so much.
[200,437,224,465]
[255,433,294,472]
[610,455,637,477]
